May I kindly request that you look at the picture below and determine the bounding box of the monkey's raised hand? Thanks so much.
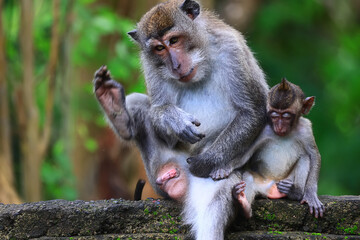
[156,106,205,144]
[93,65,132,140]
[301,190,325,218]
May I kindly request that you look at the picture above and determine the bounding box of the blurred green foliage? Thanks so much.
[248,0,360,195]
[2,0,144,200]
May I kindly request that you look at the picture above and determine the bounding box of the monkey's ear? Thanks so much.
[180,0,200,20]
[128,29,140,42]
[302,96,315,115]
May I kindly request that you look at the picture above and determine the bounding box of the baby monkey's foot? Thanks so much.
[156,168,180,186]
[233,181,252,219]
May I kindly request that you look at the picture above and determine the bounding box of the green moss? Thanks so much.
[311,233,322,236]
[144,208,150,214]
[263,212,276,221]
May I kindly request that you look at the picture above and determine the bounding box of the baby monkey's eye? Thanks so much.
[282,112,292,119]
[270,112,280,118]
[155,45,165,51]
[169,37,179,45]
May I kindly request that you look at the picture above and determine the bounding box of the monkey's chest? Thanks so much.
[253,139,299,180]
[178,89,235,148]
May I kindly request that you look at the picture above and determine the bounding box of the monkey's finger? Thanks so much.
[94,65,110,81]
[314,206,319,218]
[179,129,201,144]
[320,205,325,218]
[192,119,201,127]
[181,126,205,143]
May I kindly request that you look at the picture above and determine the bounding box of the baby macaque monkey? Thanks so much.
[233,78,324,218]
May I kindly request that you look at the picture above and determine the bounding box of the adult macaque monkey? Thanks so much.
[233,78,325,219]
[94,0,268,239]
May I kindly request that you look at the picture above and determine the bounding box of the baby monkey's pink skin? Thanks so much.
[156,163,188,202]
[267,183,287,199]
[233,181,287,219]
[233,181,252,219]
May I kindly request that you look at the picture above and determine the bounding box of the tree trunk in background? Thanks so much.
[0,0,21,204]
[18,0,60,202]
[19,0,42,202]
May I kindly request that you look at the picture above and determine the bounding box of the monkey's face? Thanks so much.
[268,109,296,137]
[128,0,209,84]
[148,32,205,83]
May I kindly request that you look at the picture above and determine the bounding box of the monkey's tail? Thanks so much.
[134,179,146,200]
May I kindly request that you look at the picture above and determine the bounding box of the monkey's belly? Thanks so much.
[254,140,299,180]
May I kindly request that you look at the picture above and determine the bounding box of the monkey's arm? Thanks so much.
[301,133,324,218]
[188,106,267,178]
[146,77,205,147]
[210,125,273,180]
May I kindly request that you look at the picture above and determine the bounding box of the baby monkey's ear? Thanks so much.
[302,96,315,115]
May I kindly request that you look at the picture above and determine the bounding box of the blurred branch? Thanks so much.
[40,0,60,156]
[19,0,42,202]
[0,0,21,204]
[0,0,13,183]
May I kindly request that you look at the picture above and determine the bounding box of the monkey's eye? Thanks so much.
[282,113,292,119]
[154,45,165,52]
[169,37,179,45]
[270,112,280,118]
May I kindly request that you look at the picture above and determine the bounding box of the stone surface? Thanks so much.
[0,196,359,239]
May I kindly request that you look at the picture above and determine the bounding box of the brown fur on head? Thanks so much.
[128,0,201,44]
[268,78,305,110]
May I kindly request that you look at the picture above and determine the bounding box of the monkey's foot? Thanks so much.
[301,192,325,218]
[276,179,293,195]
[187,152,217,178]
[267,183,287,199]
[93,65,132,140]
[233,181,252,219]
[156,168,180,186]
[209,167,232,180]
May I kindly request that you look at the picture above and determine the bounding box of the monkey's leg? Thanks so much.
[184,173,241,240]
[284,157,309,201]
[232,181,252,219]
[291,155,324,218]
[94,65,133,139]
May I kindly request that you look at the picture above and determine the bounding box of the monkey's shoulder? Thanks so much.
[295,117,315,140]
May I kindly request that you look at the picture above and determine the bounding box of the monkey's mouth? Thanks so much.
[179,66,198,82]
